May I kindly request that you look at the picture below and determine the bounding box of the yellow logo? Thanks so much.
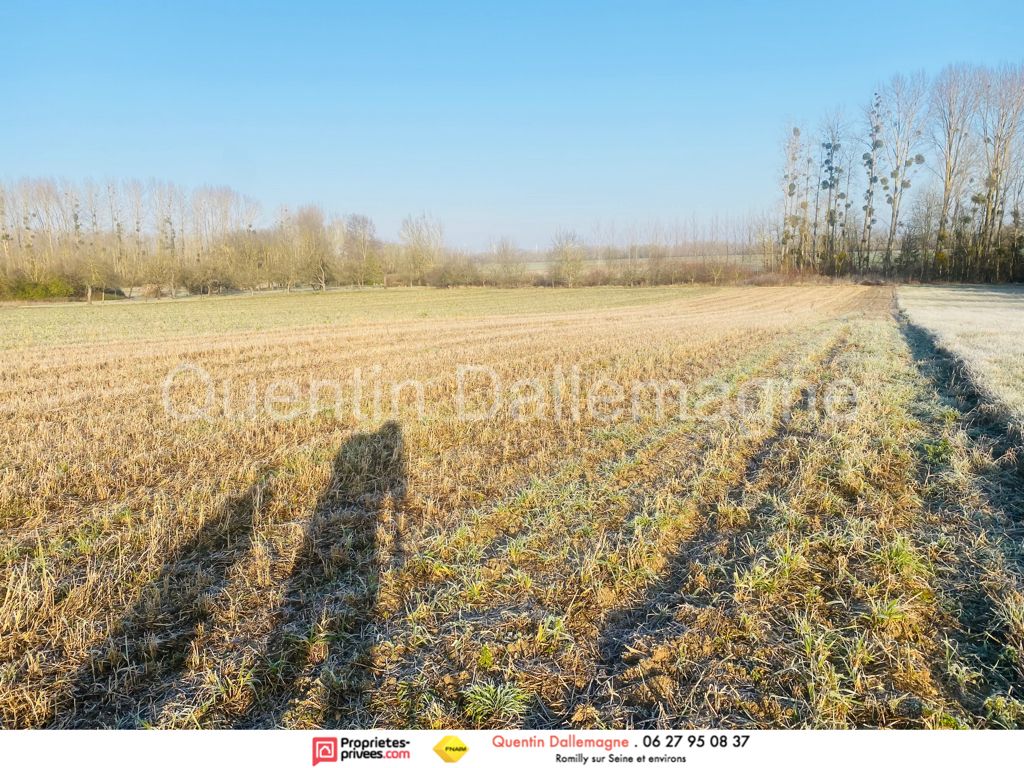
[433,735,468,763]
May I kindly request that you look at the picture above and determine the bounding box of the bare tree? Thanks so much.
[857,93,884,272]
[976,64,1024,278]
[878,73,928,276]
[549,229,585,287]
[399,213,443,285]
[928,65,979,277]
[780,126,805,273]
[343,214,380,286]
[290,206,332,291]
[493,237,526,286]
[818,114,848,273]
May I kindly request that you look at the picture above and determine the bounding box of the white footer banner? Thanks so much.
[0,730,1018,767]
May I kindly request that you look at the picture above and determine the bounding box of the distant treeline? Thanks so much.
[770,63,1024,282]
[0,178,763,300]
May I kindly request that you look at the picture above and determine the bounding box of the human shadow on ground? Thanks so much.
[51,481,268,728]
[234,421,407,727]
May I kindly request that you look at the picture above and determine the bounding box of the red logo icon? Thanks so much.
[313,737,338,766]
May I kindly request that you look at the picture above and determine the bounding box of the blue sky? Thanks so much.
[2,1,1022,249]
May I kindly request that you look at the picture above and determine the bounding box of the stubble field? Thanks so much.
[2,285,1023,729]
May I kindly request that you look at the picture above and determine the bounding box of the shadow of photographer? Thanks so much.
[51,421,406,729]
[235,420,407,727]
[53,480,270,727]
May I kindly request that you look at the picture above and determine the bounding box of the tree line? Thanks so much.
[770,63,1024,281]
[0,179,454,299]
[5,61,1019,301]
[0,177,761,300]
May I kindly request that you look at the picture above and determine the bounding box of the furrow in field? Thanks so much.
[361,321,855,727]
[561,328,856,727]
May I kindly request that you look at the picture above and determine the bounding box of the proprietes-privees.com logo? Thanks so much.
[312,736,414,764]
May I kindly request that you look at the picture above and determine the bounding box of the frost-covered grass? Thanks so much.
[899,286,1024,426]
